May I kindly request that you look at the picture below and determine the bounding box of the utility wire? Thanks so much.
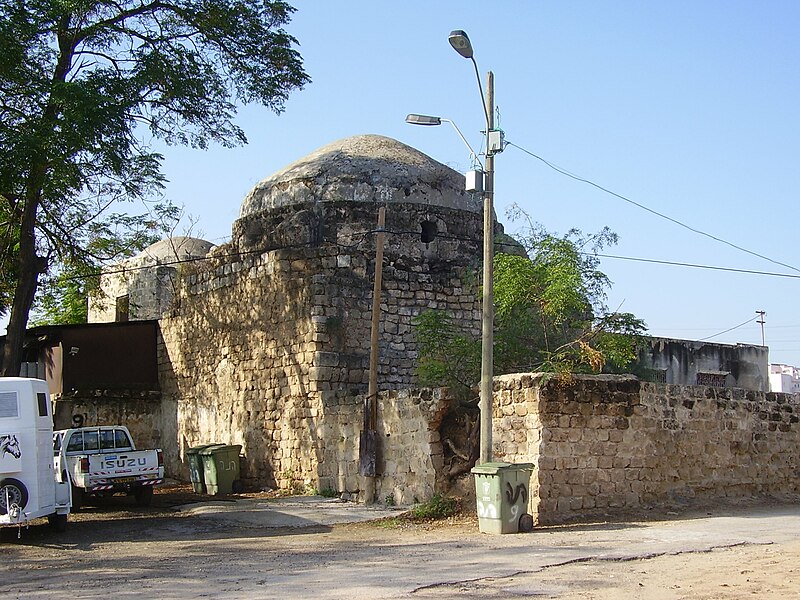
[592,253,800,280]
[699,316,757,341]
[61,227,800,283]
[505,141,800,274]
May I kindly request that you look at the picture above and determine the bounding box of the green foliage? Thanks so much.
[413,213,647,384]
[0,0,308,370]
[319,487,338,498]
[409,494,460,520]
[411,310,480,400]
[494,211,646,375]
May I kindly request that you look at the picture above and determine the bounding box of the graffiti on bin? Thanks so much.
[505,482,528,505]
[477,500,498,519]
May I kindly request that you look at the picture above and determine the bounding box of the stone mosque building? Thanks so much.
[88,134,492,499]
[65,134,797,519]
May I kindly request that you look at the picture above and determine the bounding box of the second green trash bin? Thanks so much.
[471,462,534,534]
[200,444,242,495]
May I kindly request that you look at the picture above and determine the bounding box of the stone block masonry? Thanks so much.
[53,390,164,451]
[156,200,483,493]
[492,374,800,525]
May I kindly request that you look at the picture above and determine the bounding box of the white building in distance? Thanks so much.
[769,363,800,393]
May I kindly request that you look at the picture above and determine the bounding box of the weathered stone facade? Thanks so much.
[54,372,799,523]
[492,374,800,524]
[88,237,215,322]
[156,135,487,492]
[636,337,769,391]
[53,390,163,451]
[78,134,798,520]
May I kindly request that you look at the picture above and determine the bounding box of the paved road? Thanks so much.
[2,497,799,599]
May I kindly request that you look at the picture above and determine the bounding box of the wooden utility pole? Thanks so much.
[360,206,385,504]
[756,310,766,347]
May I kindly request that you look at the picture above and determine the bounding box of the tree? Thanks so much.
[0,0,309,375]
[414,216,647,391]
[493,220,647,376]
[413,216,646,481]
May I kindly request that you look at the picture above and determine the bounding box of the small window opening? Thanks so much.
[420,221,438,243]
[37,392,48,417]
[115,295,130,322]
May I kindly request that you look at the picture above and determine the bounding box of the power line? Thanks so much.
[699,316,758,341]
[505,141,800,274]
[592,252,800,280]
[64,229,800,284]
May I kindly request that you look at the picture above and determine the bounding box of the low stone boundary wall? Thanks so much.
[492,374,800,524]
[55,374,800,522]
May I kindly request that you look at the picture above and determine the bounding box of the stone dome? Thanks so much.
[238,134,481,218]
[135,236,214,264]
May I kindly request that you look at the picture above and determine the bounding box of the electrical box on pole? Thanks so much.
[488,130,504,154]
[466,169,484,193]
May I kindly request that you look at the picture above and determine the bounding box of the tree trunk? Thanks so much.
[2,18,74,376]
[1,185,44,376]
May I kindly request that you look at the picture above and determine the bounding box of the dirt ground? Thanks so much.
[2,484,799,599]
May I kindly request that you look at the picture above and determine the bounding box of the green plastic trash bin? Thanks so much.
[200,444,242,495]
[471,462,534,534]
[186,444,217,494]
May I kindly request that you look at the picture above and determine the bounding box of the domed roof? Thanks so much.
[239,134,480,218]
[134,236,214,264]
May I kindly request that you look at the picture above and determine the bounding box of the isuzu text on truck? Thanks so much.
[1,378,71,533]
[54,425,164,508]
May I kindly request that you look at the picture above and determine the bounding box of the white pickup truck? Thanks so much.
[53,426,163,508]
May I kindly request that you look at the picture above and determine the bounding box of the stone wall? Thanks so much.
[317,388,449,504]
[492,374,800,525]
[157,200,483,492]
[52,390,164,452]
[88,237,214,323]
[54,369,800,522]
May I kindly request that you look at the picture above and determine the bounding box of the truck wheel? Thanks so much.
[0,478,28,515]
[70,485,83,511]
[134,486,154,507]
[48,513,68,532]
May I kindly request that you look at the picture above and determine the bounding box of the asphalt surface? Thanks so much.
[176,495,408,527]
[2,496,799,599]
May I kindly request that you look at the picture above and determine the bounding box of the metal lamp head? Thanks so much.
[405,114,442,126]
[448,30,473,59]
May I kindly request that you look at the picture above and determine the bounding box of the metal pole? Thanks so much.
[479,71,494,465]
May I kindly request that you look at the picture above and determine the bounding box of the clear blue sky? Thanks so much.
[14,1,800,366]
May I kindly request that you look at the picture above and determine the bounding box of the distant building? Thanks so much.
[769,363,800,393]
[636,337,769,392]
[88,236,215,323]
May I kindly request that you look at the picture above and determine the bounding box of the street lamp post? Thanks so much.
[449,30,497,466]
[408,30,498,465]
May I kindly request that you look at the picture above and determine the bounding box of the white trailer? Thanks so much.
[1,378,70,532]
